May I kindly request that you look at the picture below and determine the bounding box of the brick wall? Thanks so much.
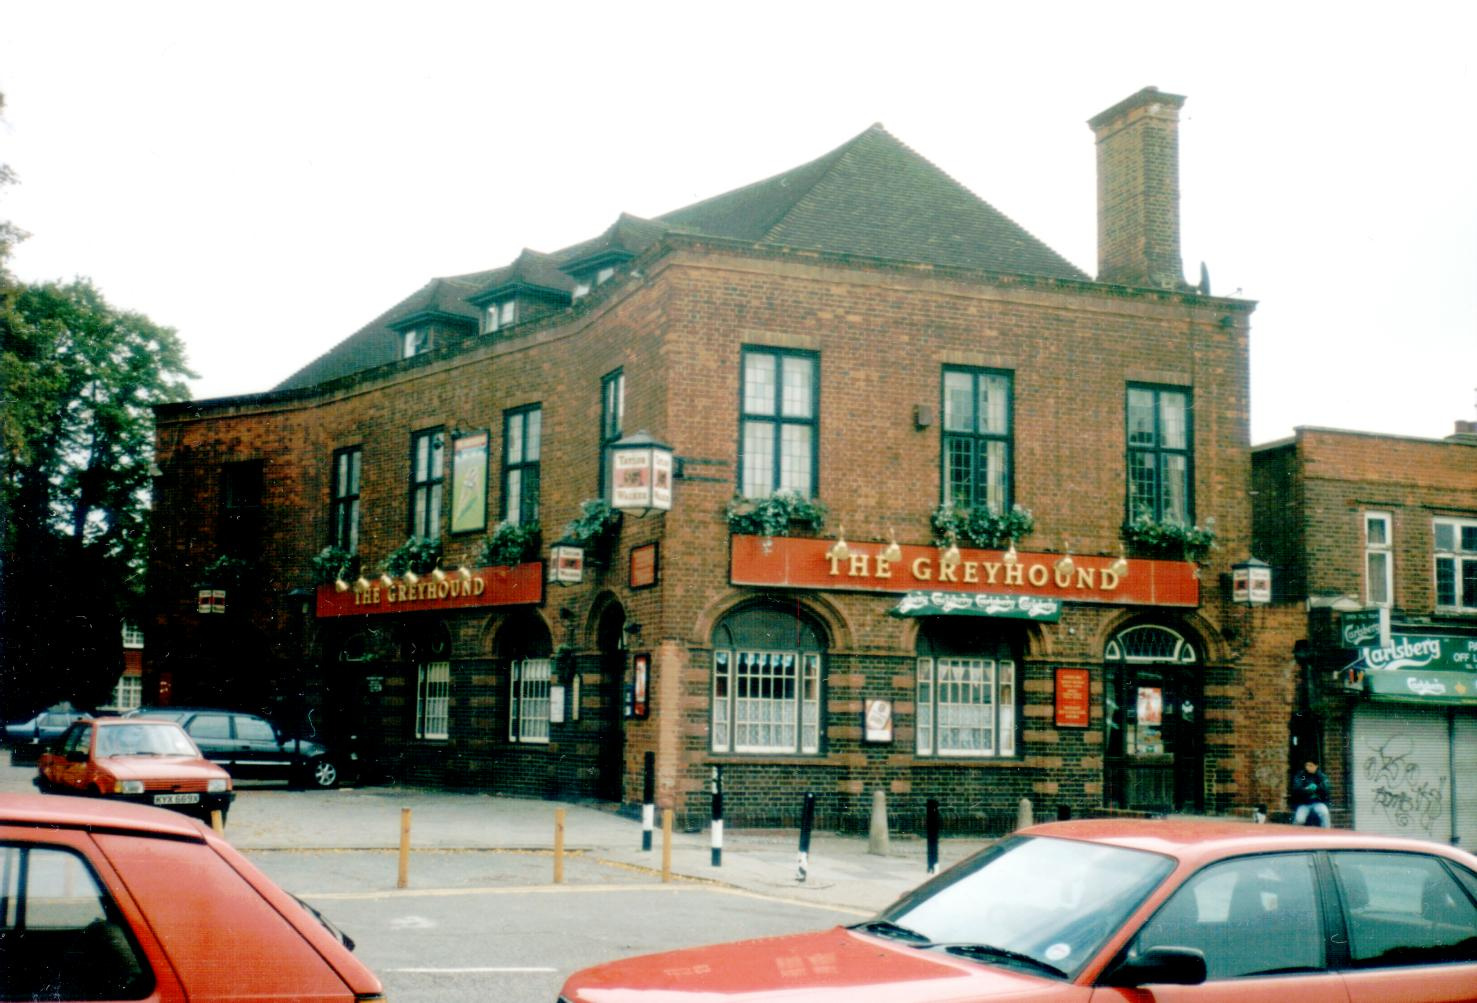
[150,234,1275,824]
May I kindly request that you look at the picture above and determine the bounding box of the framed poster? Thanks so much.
[863,698,894,743]
[629,542,659,589]
[628,652,650,719]
[450,431,489,534]
[1054,668,1090,728]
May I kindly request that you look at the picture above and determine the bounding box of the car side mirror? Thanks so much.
[1101,946,1206,987]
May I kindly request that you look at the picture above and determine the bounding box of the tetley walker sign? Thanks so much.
[1358,634,1477,705]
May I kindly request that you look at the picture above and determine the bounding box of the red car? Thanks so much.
[35,717,234,824]
[559,819,1477,1002]
[0,793,383,1001]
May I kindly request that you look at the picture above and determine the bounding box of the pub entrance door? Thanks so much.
[1104,624,1204,814]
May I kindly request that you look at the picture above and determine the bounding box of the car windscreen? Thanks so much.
[868,835,1174,980]
[97,723,200,757]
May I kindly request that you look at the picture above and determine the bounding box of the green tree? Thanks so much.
[1,95,195,714]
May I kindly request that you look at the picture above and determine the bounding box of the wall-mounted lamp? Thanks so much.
[1232,556,1273,605]
[458,565,472,581]
[940,535,961,572]
[379,572,395,588]
[355,575,371,592]
[826,525,851,562]
[607,431,674,517]
[431,565,448,583]
[1054,540,1075,578]
[404,569,419,585]
[549,538,586,586]
[881,529,903,564]
[1003,539,1019,565]
[333,578,351,592]
[1108,547,1129,579]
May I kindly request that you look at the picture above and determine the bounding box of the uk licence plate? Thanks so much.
[153,793,200,805]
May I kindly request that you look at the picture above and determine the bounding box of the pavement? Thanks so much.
[223,783,993,914]
[1,749,990,914]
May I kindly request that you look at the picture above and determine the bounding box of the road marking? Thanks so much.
[303,882,870,916]
[388,967,556,974]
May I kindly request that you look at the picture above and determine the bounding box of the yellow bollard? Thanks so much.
[553,807,566,884]
[661,807,673,883]
[210,810,224,835]
[397,807,411,889]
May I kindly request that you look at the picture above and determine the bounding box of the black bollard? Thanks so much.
[642,751,656,851]
[925,797,941,875]
[1057,804,1072,821]
[796,791,816,882]
[710,766,723,867]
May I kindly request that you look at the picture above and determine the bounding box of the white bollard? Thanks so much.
[868,789,890,856]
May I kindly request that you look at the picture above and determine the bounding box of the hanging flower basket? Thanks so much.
[310,545,359,585]
[725,492,828,537]
[382,536,443,577]
[561,500,622,567]
[930,503,1034,550]
[1122,515,1217,562]
[480,521,542,567]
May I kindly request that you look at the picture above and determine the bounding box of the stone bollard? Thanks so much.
[868,789,890,856]
[1016,797,1034,831]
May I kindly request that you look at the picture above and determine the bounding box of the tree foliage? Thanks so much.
[1,97,196,714]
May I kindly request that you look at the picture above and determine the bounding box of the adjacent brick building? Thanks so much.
[1252,424,1477,845]
[148,87,1295,830]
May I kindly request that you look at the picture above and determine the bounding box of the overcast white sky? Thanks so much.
[2,2,1473,445]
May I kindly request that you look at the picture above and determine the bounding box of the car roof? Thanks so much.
[0,792,208,841]
[1022,817,1477,867]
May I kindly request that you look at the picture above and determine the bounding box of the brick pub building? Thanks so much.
[1253,424,1477,844]
[148,87,1299,829]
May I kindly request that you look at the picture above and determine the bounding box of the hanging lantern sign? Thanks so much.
[548,540,585,585]
[1232,556,1272,605]
[608,431,674,516]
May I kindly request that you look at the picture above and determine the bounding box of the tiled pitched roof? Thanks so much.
[660,125,1086,279]
[273,126,1083,393]
[468,249,578,303]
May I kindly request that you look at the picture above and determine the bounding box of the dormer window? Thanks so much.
[402,328,431,359]
[485,300,518,334]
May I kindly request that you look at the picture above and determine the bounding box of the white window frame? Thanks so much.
[1364,511,1393,607]
[916,656,1016,757]
[711,649,821,754]
[121,623,144,648]
[1434,516,1477,612]
[401,328,430,359]
[510,658,551,744]
[415,661,450,740]
[101,674,142,713]
[483,299,518,334]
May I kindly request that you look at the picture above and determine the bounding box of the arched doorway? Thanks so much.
[1103,623,1204,813]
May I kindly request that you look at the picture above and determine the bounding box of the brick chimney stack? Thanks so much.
[1089,86,1188,290]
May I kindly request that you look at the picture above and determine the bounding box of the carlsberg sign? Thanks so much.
[1360,634,1476,674]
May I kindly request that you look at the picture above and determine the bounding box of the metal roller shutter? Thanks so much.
[1453,712,1477,850]
[1351,704,1453,844]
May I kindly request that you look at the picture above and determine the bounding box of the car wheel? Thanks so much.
[308,757,339,789]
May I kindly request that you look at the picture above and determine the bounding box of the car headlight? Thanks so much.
[115,780,144,794]
[207,778,229,793]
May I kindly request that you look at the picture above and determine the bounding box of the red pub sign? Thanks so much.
[315,562,544,618]
[729,535,1199,607]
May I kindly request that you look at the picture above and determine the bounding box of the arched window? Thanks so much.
[711,602,826,755]
[1105,624,1197,664]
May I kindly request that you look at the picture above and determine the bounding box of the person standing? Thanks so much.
[1290,760,1332,827]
